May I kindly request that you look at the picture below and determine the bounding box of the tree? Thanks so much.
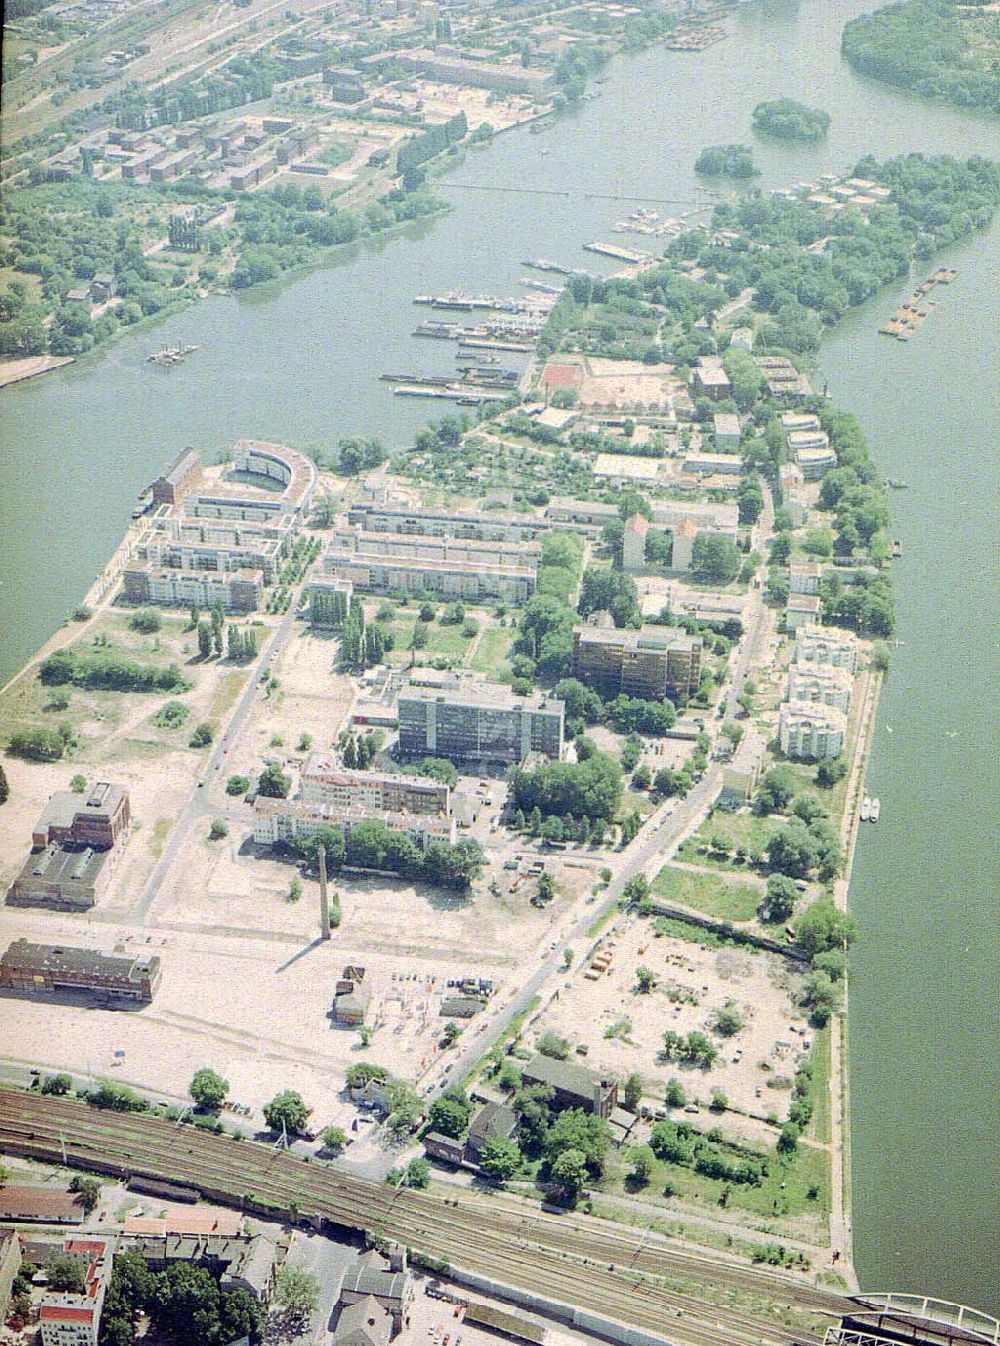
[189,722,214,748]
[623,874,650,906]
[534,871,556,904]
[189,1067,229,1112]
[48,1251,86,1292]
[623,1072,643,1112]
[428,1095,471,1138]
[551,1147,589,1201]
[258,762,291,798]
[41,1072,72,1095]
[713,1002,744,1036]
[442,1020,462,1046]
[802,969,840,1025]
[226,774,250,796]
[632,763,651,790]
[197,621,213,659]
[754,766,797,814]
[815,755,848,787]
[0,764,9,805]
[691,532,740,585]
[545,1109,610,1173]
[208,818,228,840]
[263,1090,309,1137]
[665,1078,687,1108]
[795,899,857,957]
[635,965,656,994]
[478,1135,520,1183]
[321,1125,348,1155]
[766,821,819,879]
[792,794,827,825]
[274,1265,320,1318]
[629,1144,656,1185]
[537,1030,570,1060]
[777,1122,801,1154]
[68,1175,101,1213]
[758,873,798,923]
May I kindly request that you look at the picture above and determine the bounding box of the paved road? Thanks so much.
[132,602,302,923]
[428,524,776,1099]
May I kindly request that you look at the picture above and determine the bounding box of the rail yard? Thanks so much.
[0,1089,844,1346]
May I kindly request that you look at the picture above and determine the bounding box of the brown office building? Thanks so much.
[571,625,702,702]
[0,939,162,1004]
[151,448,202,506]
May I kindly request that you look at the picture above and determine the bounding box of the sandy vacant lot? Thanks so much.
[530,912,812,1121]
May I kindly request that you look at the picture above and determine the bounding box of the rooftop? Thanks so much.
[780,699,847,730]
[0,938,160,984]
[0,1185,86,1223]
[574,624,700,653]
[399,679,563,716]
[522,1052,612,1100]
[14,843,109,889]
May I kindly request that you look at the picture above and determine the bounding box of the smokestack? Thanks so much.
[318,845,331,941]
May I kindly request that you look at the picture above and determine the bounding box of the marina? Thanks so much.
[878,270,958,339]
[583,240,653,264]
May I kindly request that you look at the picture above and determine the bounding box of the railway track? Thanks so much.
[0,1091,842,1346]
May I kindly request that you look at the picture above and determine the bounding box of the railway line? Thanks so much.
[0,1091,843,1346]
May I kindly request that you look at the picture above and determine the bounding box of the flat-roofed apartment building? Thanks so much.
[321,528,537,603]
[347,501,549,543]
[300,754,451,816]
[121,565,263,613]
[779,700,846,760]
[0,939,162,1004]
[795,623,858,673]
[397,680,564,765]
[572,625,702,701]
[787,663,853,712]
[253,797,456,849]
[39,1237,114,1346]
[545,497,739,543]
[134,514,285,581]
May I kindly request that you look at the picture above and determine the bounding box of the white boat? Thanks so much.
[860,796,872,822]
[869,798,881,823]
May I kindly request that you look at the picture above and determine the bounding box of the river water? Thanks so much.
[1,0,997,1310]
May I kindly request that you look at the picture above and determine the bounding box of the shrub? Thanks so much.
[127,609,162,633]
[9,727,64,761]
[189,722,214,748]
[208,819,228,840]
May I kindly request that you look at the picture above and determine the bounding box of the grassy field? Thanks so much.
[470,625,515,677]
[676,811,782,870]
[651,865,761,923]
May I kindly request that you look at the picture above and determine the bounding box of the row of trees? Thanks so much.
[40,647,189,693]
[280,818,486,891]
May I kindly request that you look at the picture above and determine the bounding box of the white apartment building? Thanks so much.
[787,664,853,713]
[795,623,858,673]
[779,700,847,760]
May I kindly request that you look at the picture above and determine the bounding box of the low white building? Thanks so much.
[795,623,858,673]
[253,797,456,849]
[787,663,853,713]
[779,700,847,760]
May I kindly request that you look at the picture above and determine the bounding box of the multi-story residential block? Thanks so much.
[347,502,548,543]
[789,559,823,595]
[0,940,161,1003]
[134,515,284,582]
[321,529,536,603]
[682,451,743,477]
[397,680,564,764]
[300,756,451,815]
[786,592,822,632]
[787,664,853,712]
[252,797,456,849]
[621,512,648,572]
[399,49,556,95]
[779,700,847,760]
[39,1238,114,1346]
[691,358,732,401]
[794,441,838,480]
[121,565,263,612]
[713,411,742,452]
[571,625,702,701]
[795,623,858,673]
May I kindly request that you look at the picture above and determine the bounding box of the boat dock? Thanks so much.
[583,241,653,264]
[147,343,199,367]
[878,270,957,340]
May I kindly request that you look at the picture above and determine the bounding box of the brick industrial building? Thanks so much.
[397,680,564,765]
[0,940,162,1005]
[521,1054,618,1119]
[571,625,702,701]
[8,783,130,912]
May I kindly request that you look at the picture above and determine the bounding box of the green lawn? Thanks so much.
[675,811,781,871]
[470,625,515,677]
[651,865,761,923]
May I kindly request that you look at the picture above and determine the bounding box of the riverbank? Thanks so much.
[0,354,74,388]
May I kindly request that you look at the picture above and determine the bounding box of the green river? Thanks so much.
[1,0,997,1311]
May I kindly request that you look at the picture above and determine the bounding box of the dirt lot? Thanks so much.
[529,911,812,1121]
[0,609,263,912]
[555,356,685,412]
